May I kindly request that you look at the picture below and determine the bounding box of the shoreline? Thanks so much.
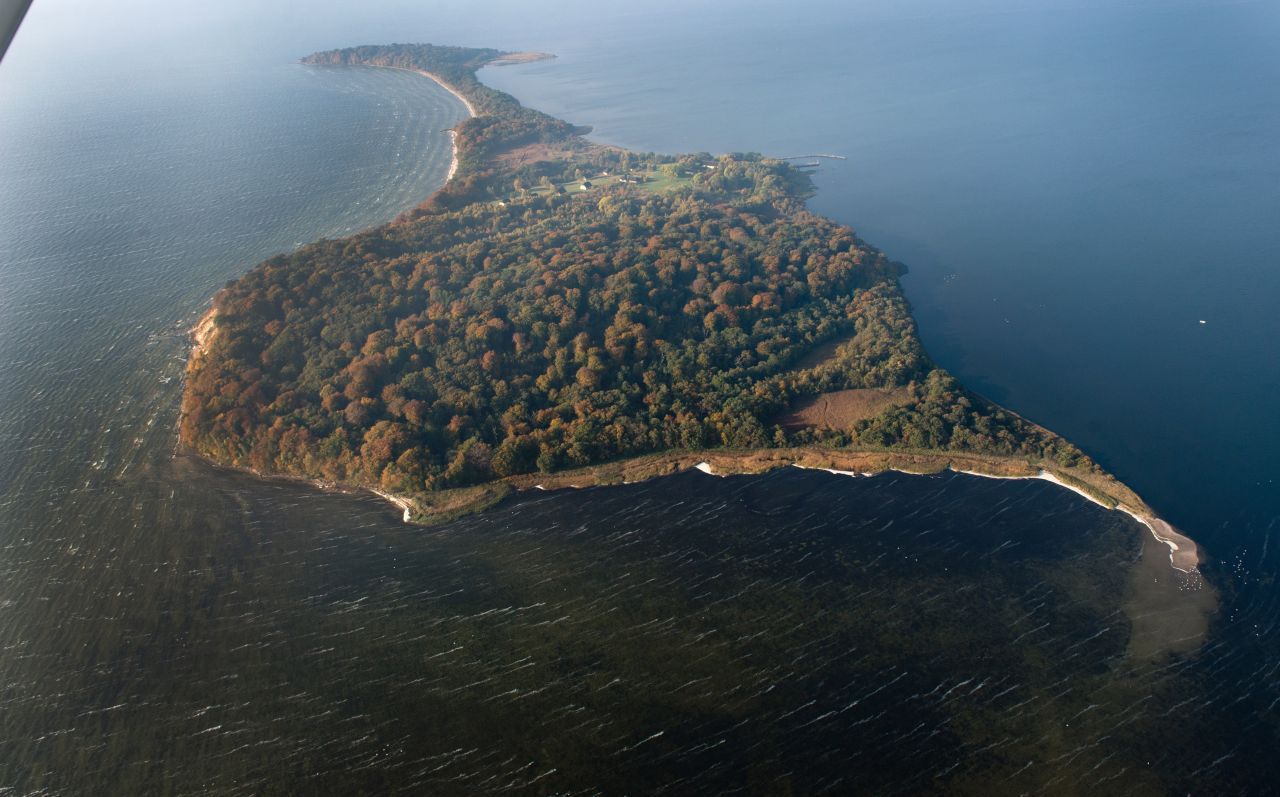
[1033,470,1198,573]
[326,64,477,187]
[932,467,1197,571]
[181,441,1200,574]
[187,63,479,369]
[360,64,478,118]
[371,488,413,523]
[716,461,1200,573]
[347,446,1202,574]
[446,131,459,182]
[187,305,218,369]
[191,50,1203,577]
[344,64,476,194]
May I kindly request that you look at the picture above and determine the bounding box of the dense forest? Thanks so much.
[182,44,1094,502]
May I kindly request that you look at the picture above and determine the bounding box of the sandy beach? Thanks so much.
[372,488,413,523]
[953,468,1200,572]
[709,461,1202,572]
[363,65,477,118]
[354,65,477,187]
[187,306,218,370]
[445,131,460,182]
[405,67,474,185]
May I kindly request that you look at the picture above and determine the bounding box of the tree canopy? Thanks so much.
[182,44,1094,502]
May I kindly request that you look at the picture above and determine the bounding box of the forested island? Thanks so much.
[180,43,1196,568]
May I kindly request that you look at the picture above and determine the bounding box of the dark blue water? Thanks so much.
[479,0,1280,545]
[1,0,1276,792]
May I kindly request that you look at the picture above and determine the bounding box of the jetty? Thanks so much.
[779,154,848,161]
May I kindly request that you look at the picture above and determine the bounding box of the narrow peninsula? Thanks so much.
[181,43,1199,571]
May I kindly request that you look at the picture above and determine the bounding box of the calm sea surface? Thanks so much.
[1,0,1275,793]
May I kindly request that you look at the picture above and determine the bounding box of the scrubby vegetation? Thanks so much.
[182,43,1095,506]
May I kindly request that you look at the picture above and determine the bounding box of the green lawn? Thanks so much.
[636,170,695,194]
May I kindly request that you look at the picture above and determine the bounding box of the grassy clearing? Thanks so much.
[503,169,696,203]
[776,387,914,431]
[635,170,696,194]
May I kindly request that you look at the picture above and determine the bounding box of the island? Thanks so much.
[180,43,1199,572]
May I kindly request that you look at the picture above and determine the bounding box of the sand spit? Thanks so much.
[773,462,1200,573]
[951,468,1199,572]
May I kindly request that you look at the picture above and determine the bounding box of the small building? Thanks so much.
[579,181,593,190]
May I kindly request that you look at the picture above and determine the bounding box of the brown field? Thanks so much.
[791,335,848,371]
[776,387,912,431]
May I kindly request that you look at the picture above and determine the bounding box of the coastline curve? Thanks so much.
[183,43,1204,581]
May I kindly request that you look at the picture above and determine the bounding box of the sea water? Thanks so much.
[1,0,1275,792]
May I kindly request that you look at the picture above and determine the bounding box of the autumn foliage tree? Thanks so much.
[181,43,1095,502]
